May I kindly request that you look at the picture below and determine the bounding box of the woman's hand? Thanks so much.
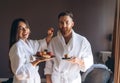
[46,27,54,44]
[31,58,50,66]
[31,59,41,66]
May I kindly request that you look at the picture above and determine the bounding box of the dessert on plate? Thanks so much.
[36,49,54,59]
[62,54,72,59]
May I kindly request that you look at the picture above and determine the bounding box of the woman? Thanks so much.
[9,18,53,83]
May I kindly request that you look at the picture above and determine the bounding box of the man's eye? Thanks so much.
[66,21,69,24]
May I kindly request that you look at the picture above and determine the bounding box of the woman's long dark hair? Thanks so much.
[9,18,30,48]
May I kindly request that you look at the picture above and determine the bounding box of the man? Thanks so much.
[44,11,94,83]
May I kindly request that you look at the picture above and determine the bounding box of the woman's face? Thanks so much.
[17,21,30,41]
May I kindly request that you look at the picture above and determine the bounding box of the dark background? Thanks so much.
[0,0,115,78]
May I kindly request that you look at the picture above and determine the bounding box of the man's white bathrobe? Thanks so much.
[9,39,47,83]
[44,30,94,83]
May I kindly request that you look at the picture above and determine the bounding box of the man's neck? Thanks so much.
[64,32,72,44]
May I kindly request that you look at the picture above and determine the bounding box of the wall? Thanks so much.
[0,0,115,78]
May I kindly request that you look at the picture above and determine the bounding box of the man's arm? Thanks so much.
[46,74,52,83]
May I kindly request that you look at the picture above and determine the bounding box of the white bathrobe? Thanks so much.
[9,39,47,83]
[44,30,93,83]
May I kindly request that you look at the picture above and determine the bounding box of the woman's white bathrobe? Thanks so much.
[9,39,47,83]
[44,30,94,83]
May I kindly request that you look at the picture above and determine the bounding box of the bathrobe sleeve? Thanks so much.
[44,41,53,75]
[38,38,48,51]
[9,39,47,80]
[9,45,37,80]
[80,37,94,72]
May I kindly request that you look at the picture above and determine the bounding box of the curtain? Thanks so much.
[113,0,120,83]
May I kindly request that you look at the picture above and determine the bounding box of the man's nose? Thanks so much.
[63,23,67,27]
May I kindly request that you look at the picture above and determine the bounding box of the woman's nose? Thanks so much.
[23,28,28,32]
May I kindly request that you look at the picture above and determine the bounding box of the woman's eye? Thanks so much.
[19,27,24,30]
[18,26,29,31]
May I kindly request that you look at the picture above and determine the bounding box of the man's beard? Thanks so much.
[60,29,72,37]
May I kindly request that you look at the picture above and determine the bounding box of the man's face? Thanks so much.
[58,15,74,37]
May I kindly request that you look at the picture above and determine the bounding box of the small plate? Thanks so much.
[62,57,72,60]
[36,56,55,60]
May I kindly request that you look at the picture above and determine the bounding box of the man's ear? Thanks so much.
[72,21,75,27]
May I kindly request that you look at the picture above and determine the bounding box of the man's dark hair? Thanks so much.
[58,11,73,20]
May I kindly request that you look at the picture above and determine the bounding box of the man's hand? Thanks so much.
[46,27,54,44]
[46,74,52,83]
[68,57,85,67]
